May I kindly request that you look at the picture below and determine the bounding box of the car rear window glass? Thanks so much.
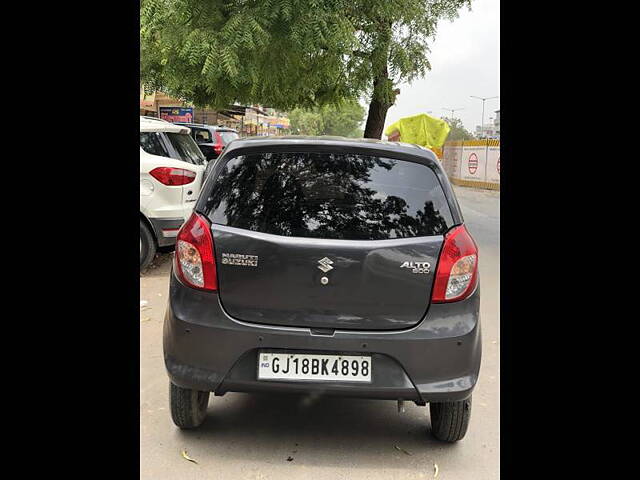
[219,131,239,145]
[166,132,206,165]
[140,132,169,157]
[204,152,453,240]
[193,128,212,143]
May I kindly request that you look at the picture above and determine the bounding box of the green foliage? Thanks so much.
[141,0,471,122]
[441,117,475,141]
[289,99,365,137]
[288,109,324,136]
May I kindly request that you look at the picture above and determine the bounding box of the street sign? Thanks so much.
[159,107,194,123]
[468,153,478,174]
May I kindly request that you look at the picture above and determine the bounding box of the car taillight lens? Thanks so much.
[174,213,217,291]
[432,224,478,303]
[149,167,196,186]
[213,132,223,155]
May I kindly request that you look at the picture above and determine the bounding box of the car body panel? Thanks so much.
[213,224,443,330]
[139,149,204,221]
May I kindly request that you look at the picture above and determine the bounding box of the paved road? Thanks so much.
[140,185,500,479]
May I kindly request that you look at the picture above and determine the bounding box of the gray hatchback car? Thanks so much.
[163,136,481,442]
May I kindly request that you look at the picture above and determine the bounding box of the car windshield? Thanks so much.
[166,132,206,165]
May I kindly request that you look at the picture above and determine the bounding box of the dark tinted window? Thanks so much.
[192,128,212,143]
[204,152,453,240]
[219,131,239,144]
[140,132,169,157]
[165,132,206,165]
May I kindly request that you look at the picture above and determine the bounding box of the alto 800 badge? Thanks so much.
[400,261,431,274]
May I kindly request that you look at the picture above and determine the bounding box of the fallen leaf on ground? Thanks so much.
[181,450,198,464]
[140,317,151,323]
[394,445,412,455]
[434,463,439,478]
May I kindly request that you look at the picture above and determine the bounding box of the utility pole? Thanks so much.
[470,96,498,138]
[442,107,464,120]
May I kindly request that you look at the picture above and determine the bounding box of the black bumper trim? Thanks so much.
[148,217,184,247]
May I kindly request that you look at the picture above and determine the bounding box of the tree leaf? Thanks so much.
[181,450,198,464]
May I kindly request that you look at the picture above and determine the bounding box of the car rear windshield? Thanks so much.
[203,151,453,240]
[192,128,212,143]
[165,132,206,165]
[219,131,239,145]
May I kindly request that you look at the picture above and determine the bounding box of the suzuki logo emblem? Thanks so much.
[317,257,334,273]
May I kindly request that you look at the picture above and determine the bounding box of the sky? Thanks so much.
[380,0,500,134]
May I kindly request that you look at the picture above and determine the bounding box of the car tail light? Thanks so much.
[213,132,223,155]
[432,224,478,302]
[149,167,196,186]
[174,213,218,291]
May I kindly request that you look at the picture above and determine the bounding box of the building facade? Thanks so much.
[139,88,290,136]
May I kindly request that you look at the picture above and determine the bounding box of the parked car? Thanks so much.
[173,122,240,162]
[163,136,481,442]
[140,117,207,270]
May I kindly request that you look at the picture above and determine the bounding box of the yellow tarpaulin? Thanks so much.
[384,113,450,149]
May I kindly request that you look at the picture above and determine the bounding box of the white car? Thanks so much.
[140,117,207,270]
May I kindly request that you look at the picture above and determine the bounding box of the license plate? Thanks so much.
[257,352,372,383]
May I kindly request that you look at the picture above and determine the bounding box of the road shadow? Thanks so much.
[175,392,459,468]
[140,252,173,278]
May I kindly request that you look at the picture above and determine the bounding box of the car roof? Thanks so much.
[173,122,238,132]
[223,135,438,163]
[140,116,190,134]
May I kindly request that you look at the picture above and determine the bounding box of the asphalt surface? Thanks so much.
[140,185,500,479]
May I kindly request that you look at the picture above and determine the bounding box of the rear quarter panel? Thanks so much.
[140,149,195,220]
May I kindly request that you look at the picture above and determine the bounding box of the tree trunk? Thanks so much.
[363,95,391,139]
[362,27,396,139]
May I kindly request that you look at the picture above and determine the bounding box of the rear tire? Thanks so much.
[169,382,210,429]
[140,220,156,271]
[429,396,472,442]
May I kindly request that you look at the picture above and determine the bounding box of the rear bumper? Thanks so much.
[164,271,481,403]
[148,217,184,247]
